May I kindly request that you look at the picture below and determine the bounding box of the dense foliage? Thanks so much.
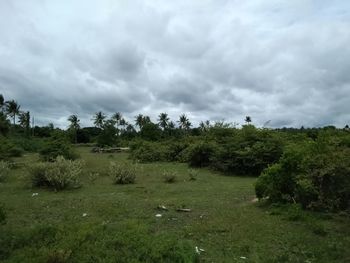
[255,134,350,212]
[39,133,78,162]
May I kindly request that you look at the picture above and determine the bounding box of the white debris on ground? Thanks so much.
[240,256,247,259]
[31,193,39,197]
[195,246,205,254]
[155,214,162,218]
[157,205,168,211]
[82,213,88,217]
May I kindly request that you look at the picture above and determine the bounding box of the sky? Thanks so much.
[0,0,349,128]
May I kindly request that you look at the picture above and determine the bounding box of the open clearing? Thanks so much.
[1,147,349,262]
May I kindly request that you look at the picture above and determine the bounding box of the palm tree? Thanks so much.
[68,114,80,144]
[0,94,4,114]
[6,100,20,125]
[93,111,106,128]
[135,114,152,130]
[178,114,191,130]
[245,116,252,124]
[19,111,30,135]
[112,112,122,125]
[158,112,169,130]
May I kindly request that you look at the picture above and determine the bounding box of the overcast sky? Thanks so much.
[0,0,349,128]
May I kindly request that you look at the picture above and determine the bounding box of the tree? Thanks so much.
[68,114,80,144]
[6,100,20,125]
[245,116,252,124]
[135,114,151,130]
[97,119,118,147]
[0,94,4,114]
[0,112,10,135]
[178,114,191,130]
[19,111,30,136]
[112,112,122,125]
[93,111,106,128]
[158,112,170,130]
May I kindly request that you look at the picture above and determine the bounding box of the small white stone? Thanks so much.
[155,214,162,218]
[82,213,88,217]
[32,193,39,197]
[240,256,247,260]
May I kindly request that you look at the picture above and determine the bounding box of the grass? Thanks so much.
[0,147,349,262]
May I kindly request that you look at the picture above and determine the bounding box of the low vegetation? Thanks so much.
[109,162,137,184]
[0,161,10,182]
[30,156,83,191]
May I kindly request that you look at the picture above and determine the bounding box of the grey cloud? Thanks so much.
[0,0,349,128]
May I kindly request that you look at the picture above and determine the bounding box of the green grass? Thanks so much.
[0,147,349,262]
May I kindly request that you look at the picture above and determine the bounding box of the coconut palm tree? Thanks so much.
[112,112,122,124]
[19,111,30,135]
[245,116,252,124]
[135,114,151,130]
[93,111,106,128]
[6,100,20,125]
[178,114,191,130]
[68,114,80,144]
[158,112,169,130]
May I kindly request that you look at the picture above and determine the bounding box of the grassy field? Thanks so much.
[0,147,349,262]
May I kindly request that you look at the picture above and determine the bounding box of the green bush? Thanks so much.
[39,135,78,162]
[255,137,350,212]
[187,141,218,167]
[10,137,45,152]
[30,156,83,191]
[163,170,177,183]
[0,161,10,182]
[0,136,23,160]
[188,169,198,181]
[109,162,136,184]
[0,204,6,224]
[130,141,166,162]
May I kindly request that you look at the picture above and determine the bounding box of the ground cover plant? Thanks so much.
[0,147,349,262]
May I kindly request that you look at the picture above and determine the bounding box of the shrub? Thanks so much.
[129,141,165,162]
[30,156,83,191]
[255,137,350,212]
[109,162,136,184]
[0,136,23,160]
[39,135,78,162]
[187,141,218,167]
[0,161,10,182]
[163,170,177,183]
[0,204,6,224]
[188,169,198,181]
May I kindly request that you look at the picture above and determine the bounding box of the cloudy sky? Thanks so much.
[0,0,349,128]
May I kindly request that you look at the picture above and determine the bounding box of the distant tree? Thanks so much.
[19,111,30,136]
[245,116,252,124]
[178,114,191,130]
[140,122,161,141]
[112,112,122,125]
[93,111,106,128]
[199,120,211,132]
[97,119,118,147]
[6,100,20,125]
[0,94,4,114]
[68,114,80,144]
[135,114,151,130]
[135,114,144,129]
[48,123,54,130]
[0,112,10,135]
[158,112,170,130]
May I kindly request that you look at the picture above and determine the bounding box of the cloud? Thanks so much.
[0,0,349,128]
